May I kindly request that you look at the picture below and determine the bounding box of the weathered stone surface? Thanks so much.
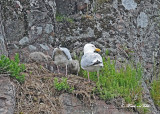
[122,0,137,10]
[36,27,43,35]
[19,36,29,45]
[0,4,8,56]
[1,0,56,59]
[44,24,54,34]
[5,20,26,42]
[137,12,149,28]
[40,44,50,50]
[0,75,16,114]
[0,35,8,56]
[59,93,136,114]
[28,45,37,51]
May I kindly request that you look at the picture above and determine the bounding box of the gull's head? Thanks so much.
[83,43,101,54]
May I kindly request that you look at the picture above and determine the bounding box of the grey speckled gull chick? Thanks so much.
[52,47,72,76]
[81,43,103,82]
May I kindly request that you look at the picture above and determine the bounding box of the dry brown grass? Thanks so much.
[14,63,96,114]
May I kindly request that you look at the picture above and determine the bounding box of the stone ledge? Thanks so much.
[0,75,16,114]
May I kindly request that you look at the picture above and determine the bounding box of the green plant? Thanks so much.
[105,49,109,56]
[97,0,110,4]
[82,57,143,105]
[56,14,74,23]
[54,77,74,92]
[56,14,64,22]
[150,79,160,107]
[0,53,26,83]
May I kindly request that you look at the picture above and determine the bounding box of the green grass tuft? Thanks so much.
[56,14,74,23]
[0,53,26,83]
[82,57,143,105]
[54,77,74,93]
[150,78,160,107]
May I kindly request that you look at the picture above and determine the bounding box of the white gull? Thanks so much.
[81,43,103,82]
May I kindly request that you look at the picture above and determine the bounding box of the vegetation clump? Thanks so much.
[82,56,143,106]
[0,53,25,83]
[150,78,160,107]
[56,14,74,23]
[54,77,74,93]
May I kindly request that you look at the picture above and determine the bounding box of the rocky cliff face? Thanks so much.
[0,0,160,113]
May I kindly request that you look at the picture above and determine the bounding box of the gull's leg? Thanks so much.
[57,65,60,74]
[65,64,68,76]
[88,72,90,82]
[97,70,99,82]
[76,71,78,76]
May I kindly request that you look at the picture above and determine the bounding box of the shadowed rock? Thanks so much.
[0,75,16,114]
[59,93,136,114]
[0,35,8,56]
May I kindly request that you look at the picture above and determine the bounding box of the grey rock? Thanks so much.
[0,34,4,42]
[0,99,5,107]
[137,12,149,28]
[87,27,95,37]
[107,48,117,56]
[59,93,135,114]
[65,27,95,41]
[36,27,43,35]
[13,44,19,49]
[113,0,118,9]
[73,29,80,36]
[84,0,90,4]
[102,32,110,38]
[0,75,16,114]
[5,20,25,42]
[19,37,29,46]
[44,24,54,34]
[49,36,54,43]
[55,0,81,16]
[0,35,8,56]
[48,0,56,18]
[28,10,48,27]
[40,44,50,50]
[95,22,102,31]
[122,0,137,10]
[28,45,37,51]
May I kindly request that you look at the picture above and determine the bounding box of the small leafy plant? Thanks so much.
[97,0,110,4]
[150,79,160,107]
[54,77,74,92]
[56,14,74,23]
[0,53,25,83]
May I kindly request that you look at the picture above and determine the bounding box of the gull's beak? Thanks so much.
[95,48,101,52]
